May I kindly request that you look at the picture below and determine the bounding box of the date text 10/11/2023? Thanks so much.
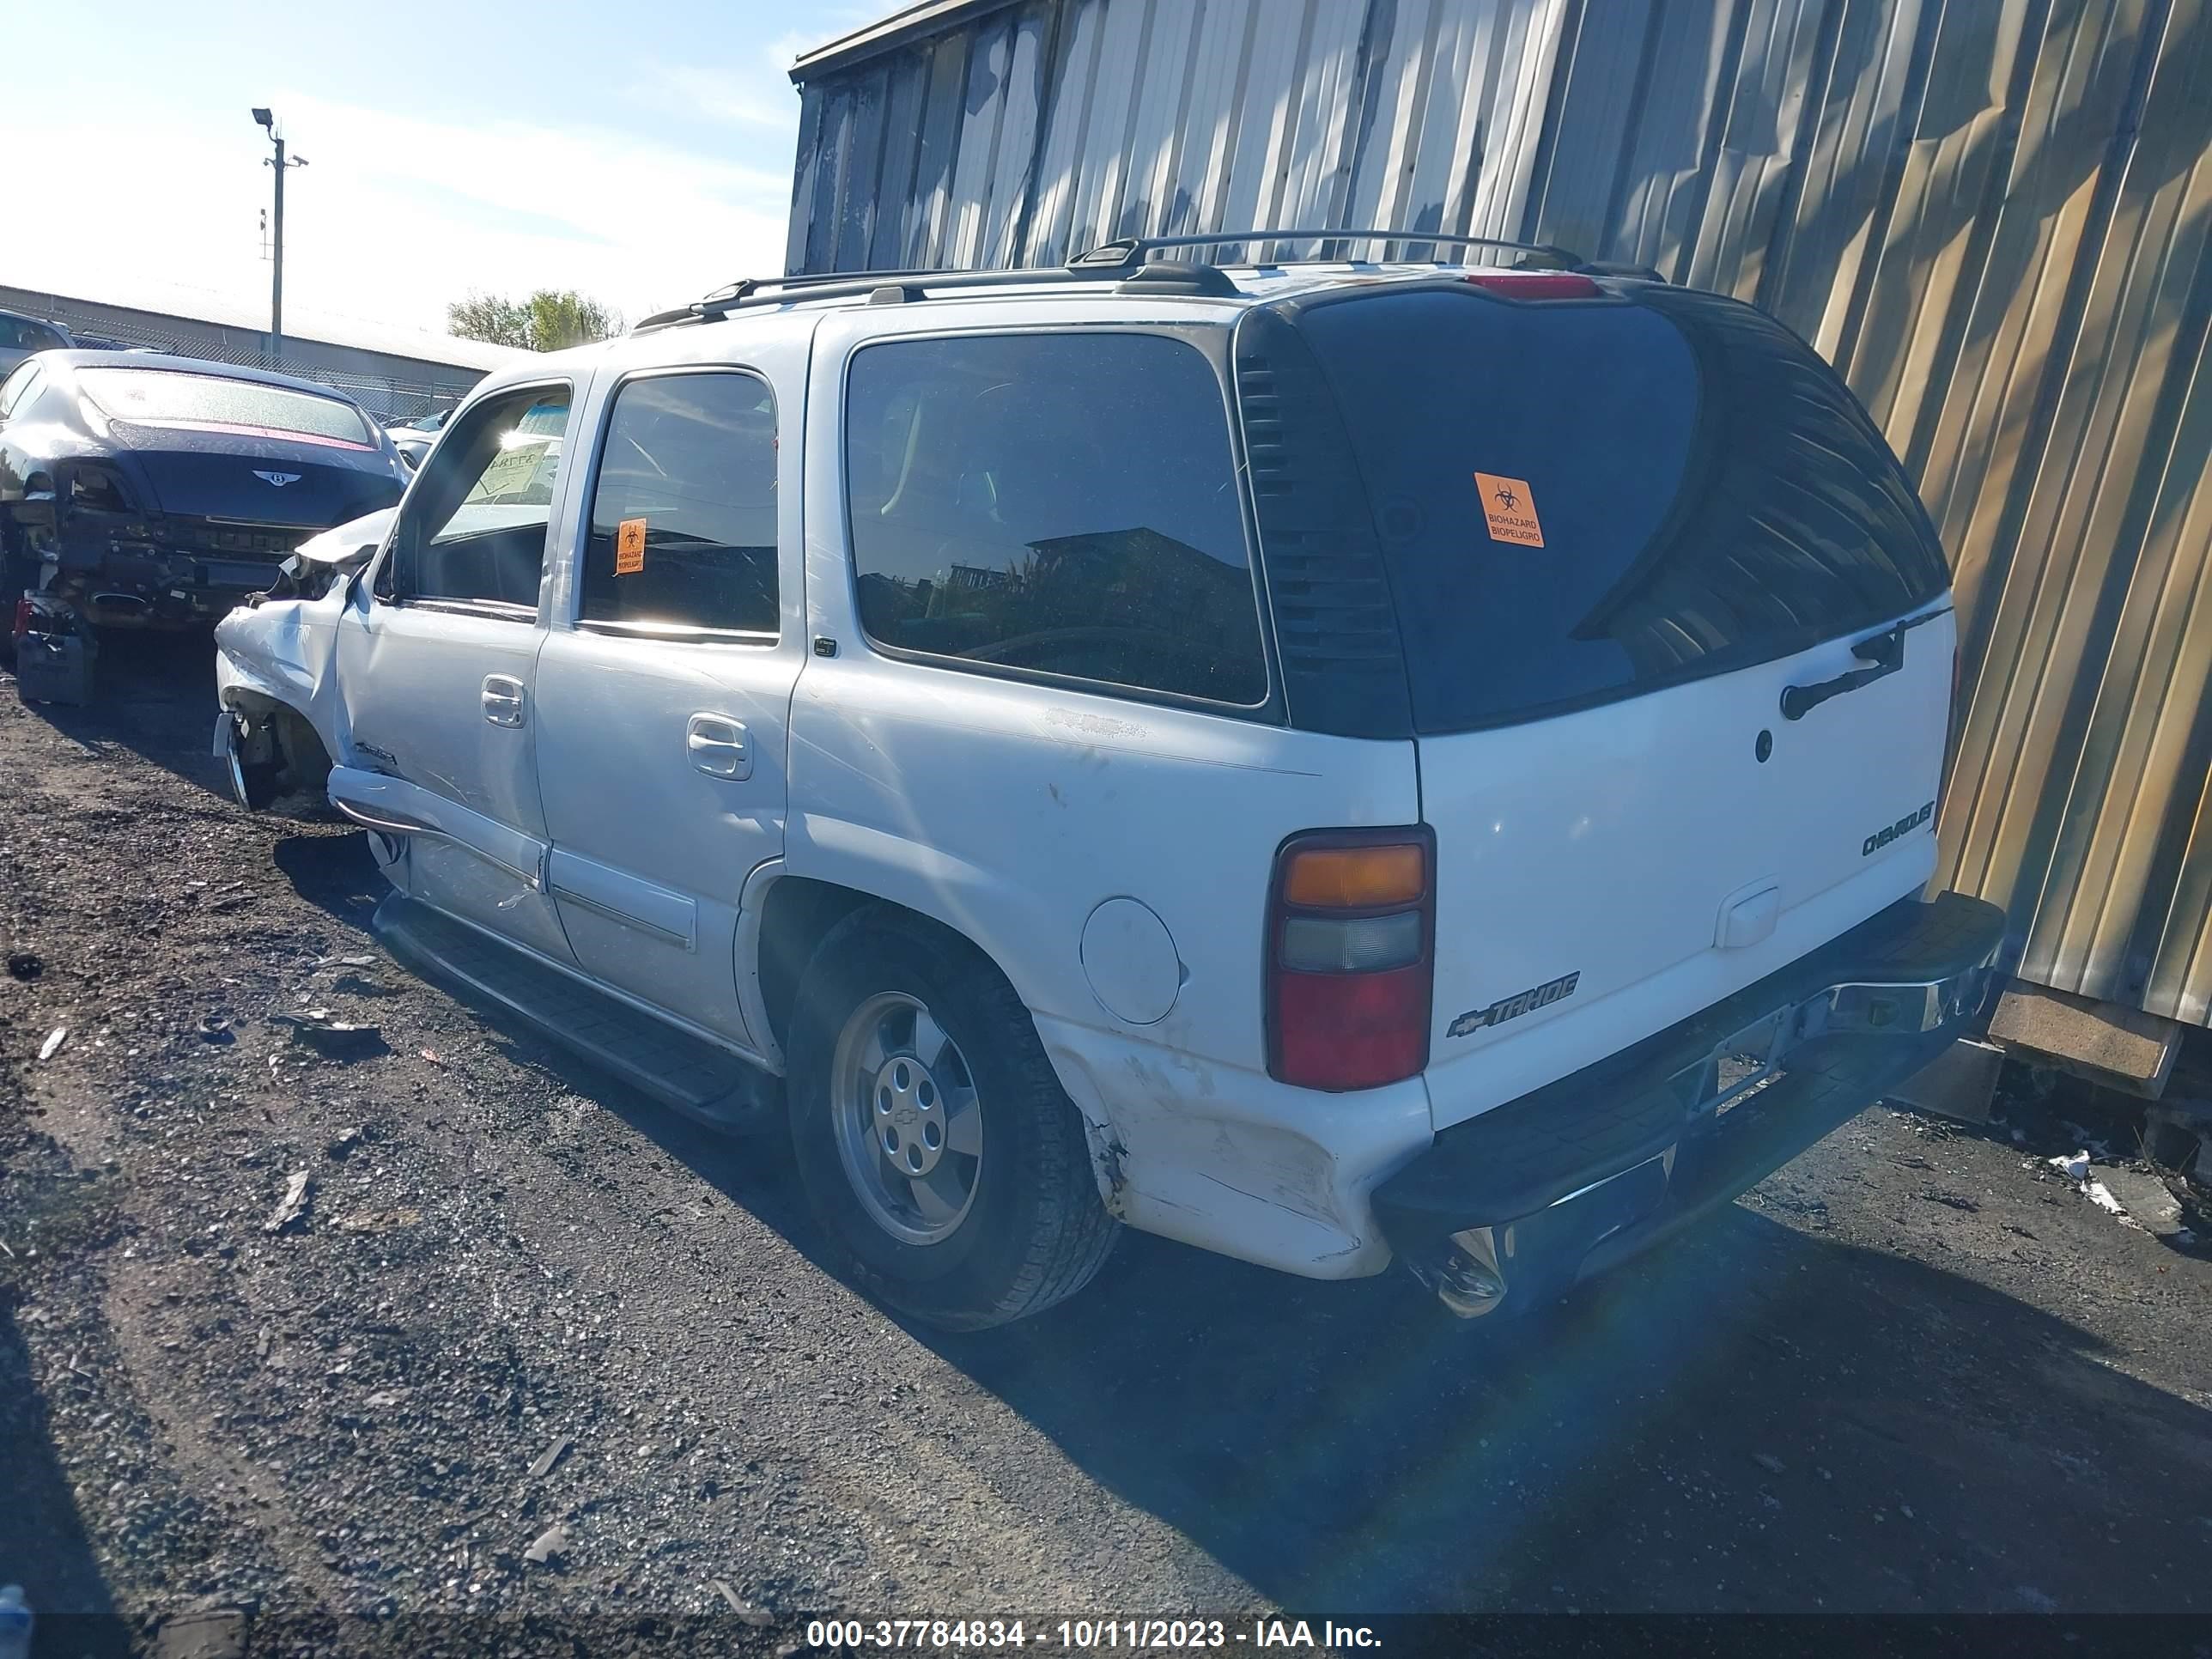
[805,1620,1383,1650]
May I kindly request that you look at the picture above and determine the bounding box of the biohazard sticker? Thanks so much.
[615,517,647,574]
[1474,472,1544,547]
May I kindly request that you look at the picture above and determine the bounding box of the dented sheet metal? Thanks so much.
[213,582,350,757]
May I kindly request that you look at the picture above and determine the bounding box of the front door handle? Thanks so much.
[686,713,751,780]
[483,674,527,728]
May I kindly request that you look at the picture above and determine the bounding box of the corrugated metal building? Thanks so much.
[786,0,2212,1076]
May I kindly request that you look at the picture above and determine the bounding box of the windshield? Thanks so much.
[77,366,374,446]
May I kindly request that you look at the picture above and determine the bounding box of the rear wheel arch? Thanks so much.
[757,875,1033,1054]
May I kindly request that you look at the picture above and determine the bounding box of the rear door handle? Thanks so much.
[686,713,751,780]
[483,674,527,728]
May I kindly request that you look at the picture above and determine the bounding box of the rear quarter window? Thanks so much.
[843,331,1267,707]
[1258,283,1950,733]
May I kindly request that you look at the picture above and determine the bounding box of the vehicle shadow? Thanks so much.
[575,1064,2212,1613]
[270,828,388,930]
[263,866,2212,1615]
[14,628,231,803]
[0,1298,129,1650]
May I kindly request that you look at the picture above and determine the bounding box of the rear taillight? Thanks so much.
[1267,830,1435,1091]
[1464,272,1601,300]
[11,598,31,641]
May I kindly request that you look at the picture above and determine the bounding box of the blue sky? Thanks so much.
[1,0,878,339]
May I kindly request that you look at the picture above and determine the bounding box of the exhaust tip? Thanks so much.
[1415,1225,1510,1319]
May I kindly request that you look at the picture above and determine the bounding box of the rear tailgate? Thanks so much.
[1243,277,1954,1127]
[1415,617,1950,1124]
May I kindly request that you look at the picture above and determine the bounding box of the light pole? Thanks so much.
[252,108,307,360]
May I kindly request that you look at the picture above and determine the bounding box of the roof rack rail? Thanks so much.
[629,227,1641,334]
[1070,228,1595,270]
[631,263,1135,331]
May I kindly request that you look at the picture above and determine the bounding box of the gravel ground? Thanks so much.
[3,638,2209,1652]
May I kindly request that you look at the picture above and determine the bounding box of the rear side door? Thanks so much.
[331,379,580,962]
[532,342,805,1049]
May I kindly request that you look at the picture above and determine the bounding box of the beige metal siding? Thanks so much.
[789,0,2212,1028]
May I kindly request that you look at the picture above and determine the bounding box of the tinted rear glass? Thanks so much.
[845,331,1267,706]
[581,372,778,635]
[1282,285,1949,732]
[79,368,372,445]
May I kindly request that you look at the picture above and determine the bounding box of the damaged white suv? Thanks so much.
[216,234,2002,1330]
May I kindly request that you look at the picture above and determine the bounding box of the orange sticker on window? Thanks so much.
[1474,472,1543,547]
[615,517,647,574]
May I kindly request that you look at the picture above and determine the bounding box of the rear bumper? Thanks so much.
[56,514,295,626]
[1373,891,2005,1314]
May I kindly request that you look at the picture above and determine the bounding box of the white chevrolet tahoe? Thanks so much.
[214,232,2003,1330]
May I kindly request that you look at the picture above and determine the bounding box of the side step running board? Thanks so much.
[373,894,780,1135]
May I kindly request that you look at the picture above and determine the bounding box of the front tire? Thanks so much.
[221,711,283,810]
[787,906,1117,1331]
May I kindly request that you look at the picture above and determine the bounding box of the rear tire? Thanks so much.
[787,905,1117,1331]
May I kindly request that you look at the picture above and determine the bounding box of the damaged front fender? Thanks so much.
[213,580,354,814]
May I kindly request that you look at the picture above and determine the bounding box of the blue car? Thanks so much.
[0,349,410,631]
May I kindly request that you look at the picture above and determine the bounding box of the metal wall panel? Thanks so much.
[788,0,2212,1030]
[794,0,1565,272]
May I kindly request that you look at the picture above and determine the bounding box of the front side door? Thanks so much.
[332,380,580,961]
[533,356,804,1048]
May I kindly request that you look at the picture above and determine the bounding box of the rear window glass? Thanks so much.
[78,367,372,446]
[580,372,778,635]
[844,331,1267,706]
[1282,286,1950,731]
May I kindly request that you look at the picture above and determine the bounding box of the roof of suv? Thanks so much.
[496,262,1575,386]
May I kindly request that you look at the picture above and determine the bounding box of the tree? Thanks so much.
[447,289,623,352]
[445,292,532,349]
[526,290,623,351]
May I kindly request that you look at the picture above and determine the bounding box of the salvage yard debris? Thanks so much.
[264,1171,312,1235]
[527,1435,573,1481]
[334,1208,421,1234]
[714,1581,775,1626]
[522,1524,569,1565]
[270,1010,385,1058]
[2036,1146,2207,1241]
